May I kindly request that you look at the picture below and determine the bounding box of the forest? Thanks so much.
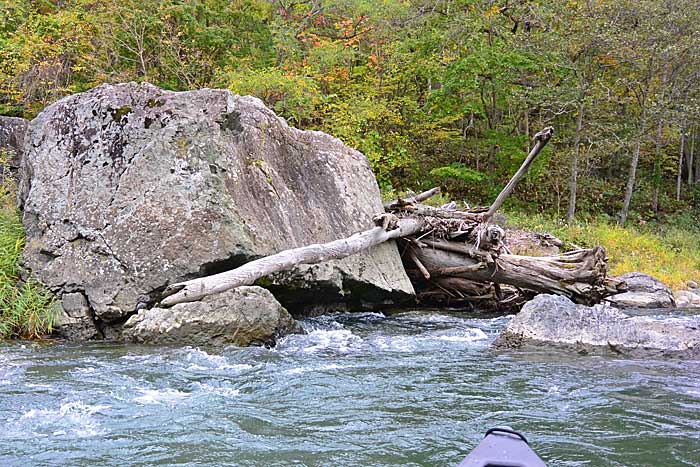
[2,0,700,293]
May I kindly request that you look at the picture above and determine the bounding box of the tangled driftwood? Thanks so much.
[161,127,625,309]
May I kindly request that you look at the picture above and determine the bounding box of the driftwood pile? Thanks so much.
[390,191,620,310]
[161,127,625,310]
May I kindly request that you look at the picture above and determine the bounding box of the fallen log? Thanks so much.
[404,240,624,305]
[161,215,422,306]
[384,187,441,210]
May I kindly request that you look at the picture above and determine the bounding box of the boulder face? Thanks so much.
[0,116,28,183]
[53,292,102,341]
[19,82,413,336]
[495,294,700,358]
[122,286,301,347]
[604,272,675,309]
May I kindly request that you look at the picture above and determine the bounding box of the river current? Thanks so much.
[1,311,699,466]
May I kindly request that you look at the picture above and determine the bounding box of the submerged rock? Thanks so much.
[495,294,700,358]
[122,286,300,346]
[18,82,413,338]
[604,272,675,309]
[0,116,28,183]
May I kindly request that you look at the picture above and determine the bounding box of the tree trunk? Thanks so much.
[161,217,423,306]
[652,116,663,213]
[676,125,685,201]
[688,126,695,185]
[693,127,700,183]
[483,127,554,221]
[567,100,584,224]
[406,241,622,305]
[620,106,648,225]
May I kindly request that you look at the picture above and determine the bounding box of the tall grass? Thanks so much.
[0,158,56,339]
[504,209,700,290]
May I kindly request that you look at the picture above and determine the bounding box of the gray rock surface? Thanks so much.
[0,116,28,183]
[505,229,562,256]
[53,292,101,341]
[18,82,413,337]
[495,294,700,358]
[604,272,675,308]
[675,289,700,308]
[122,286,300,346]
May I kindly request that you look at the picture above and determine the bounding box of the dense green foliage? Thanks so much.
[2,0,700,226]
[0,162,55,339]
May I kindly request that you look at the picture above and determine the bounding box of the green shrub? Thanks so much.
[0,167,56,340]
[429,163,486,195]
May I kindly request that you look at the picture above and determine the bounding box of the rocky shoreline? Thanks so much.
[2,83,699,352]
[495,294,700,359]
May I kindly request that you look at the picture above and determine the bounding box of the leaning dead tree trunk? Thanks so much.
[161,126,624,309]
[161,216,423,306]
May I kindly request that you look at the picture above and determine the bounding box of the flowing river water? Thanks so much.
[1,311,699,466]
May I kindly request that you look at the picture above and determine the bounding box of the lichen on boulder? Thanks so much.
[17,82,414,340]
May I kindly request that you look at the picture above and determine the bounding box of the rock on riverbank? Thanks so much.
[604,272,675,309]
[0,116,28,183]
[675,282,700,308]
[18,82,413,341]
[122,286,300,347]
[495,294,700,358]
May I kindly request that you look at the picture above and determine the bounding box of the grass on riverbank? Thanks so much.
[504,210,700,291]
[0,172,56,339]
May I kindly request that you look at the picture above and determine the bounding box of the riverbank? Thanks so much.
[2,176,700,339]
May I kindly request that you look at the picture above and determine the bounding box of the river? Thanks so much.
[1,311,699,466]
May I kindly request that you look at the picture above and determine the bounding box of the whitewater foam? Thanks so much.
[284,363,347,375]
[16,401,109,438]
[182,347,254,372]
[191,381,241,398]
[133,388,190,405]
[280,328,363,354]
[433,328,489,342]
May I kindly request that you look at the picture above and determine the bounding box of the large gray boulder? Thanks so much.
[18,82,414,338]
[122,286,300,346]
[0,116,28,183]
[495,294,700,358]
[604,272,675,309]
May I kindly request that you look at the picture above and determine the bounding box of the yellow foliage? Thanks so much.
[484,4,501,18]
